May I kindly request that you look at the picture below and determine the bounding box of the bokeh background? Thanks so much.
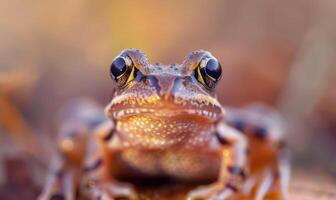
[0,0,335,199]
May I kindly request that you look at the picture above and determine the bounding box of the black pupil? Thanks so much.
[205,58,221,80]
[110,57,127,79]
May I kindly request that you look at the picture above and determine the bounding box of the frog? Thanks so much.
[38,49,290,200]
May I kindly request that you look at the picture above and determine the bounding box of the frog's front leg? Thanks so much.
[187,122,247,200]
[227,104,290,200]
[38,122,91,200]
[39,120,137,200]
[81,122,137,200]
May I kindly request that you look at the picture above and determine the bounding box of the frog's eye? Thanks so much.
[194,57,222,89]
[110,56,135,87]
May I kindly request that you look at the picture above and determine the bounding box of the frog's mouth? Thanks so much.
[106,95,224,122]
[110,107,220,121]
[106,100,223,147]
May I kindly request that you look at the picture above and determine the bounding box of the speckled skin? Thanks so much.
[38,49,289,200]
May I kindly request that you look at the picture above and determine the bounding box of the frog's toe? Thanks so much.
[187,183,236,200]
[102,182,138,200]
[83,181,138,200]
[99,192,114,200]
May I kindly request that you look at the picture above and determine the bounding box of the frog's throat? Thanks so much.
[115,114,215,148]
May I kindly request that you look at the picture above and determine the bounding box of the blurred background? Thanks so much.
[0,0,335,199]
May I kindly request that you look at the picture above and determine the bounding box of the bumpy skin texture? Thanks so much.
[38,49,289,200]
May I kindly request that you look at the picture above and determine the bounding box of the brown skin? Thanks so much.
[38,49,289,200]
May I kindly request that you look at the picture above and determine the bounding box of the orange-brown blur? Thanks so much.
[0,1,335,199]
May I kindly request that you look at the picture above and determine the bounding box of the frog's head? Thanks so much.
[106,49,224,147]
